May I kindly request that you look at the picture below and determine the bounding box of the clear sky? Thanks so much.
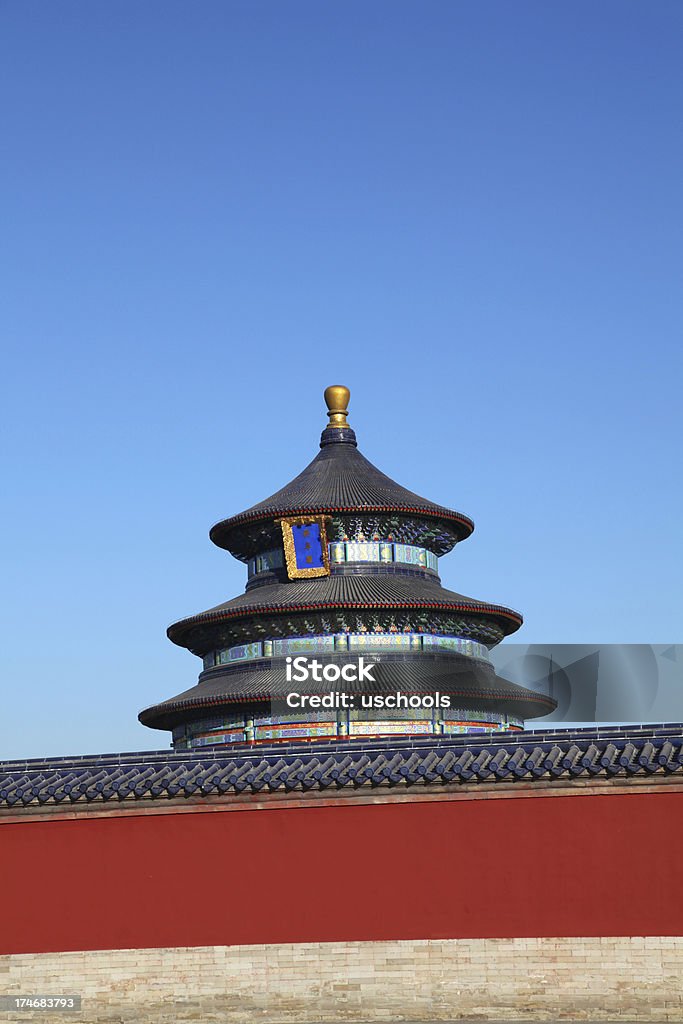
[1,1,682,759]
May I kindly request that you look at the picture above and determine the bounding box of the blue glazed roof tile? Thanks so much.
[1,725,681,809]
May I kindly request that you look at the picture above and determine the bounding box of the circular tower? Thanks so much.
[139,387,555,748]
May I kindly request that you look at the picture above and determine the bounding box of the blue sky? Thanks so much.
[2,1,681,758]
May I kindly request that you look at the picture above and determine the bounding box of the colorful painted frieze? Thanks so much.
[380,542,393,562]
[273,635,335,656]
[246,540,439,577]
[349,720,434,735]
[329,541,345,563]
[221,641,263,664]
[255,722,336,740]
[208,632,492,669]
[192,728,246,746]
[345,541,381,562]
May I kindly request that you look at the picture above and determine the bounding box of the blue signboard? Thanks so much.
[279,515,331,578]
[291,521,325,569]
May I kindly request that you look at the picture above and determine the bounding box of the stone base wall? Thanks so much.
[2,936,683,1023]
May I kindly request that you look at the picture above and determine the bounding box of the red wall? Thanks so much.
[1,790,682,954]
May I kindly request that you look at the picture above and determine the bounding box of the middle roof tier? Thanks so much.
[167,572,523,655]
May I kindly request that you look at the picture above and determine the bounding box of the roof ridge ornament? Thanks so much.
[324,384,350,427]
[320,384,357,448]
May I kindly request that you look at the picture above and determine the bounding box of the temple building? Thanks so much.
[140,386,555,748]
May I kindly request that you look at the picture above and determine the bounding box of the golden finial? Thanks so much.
[324,385,350,428]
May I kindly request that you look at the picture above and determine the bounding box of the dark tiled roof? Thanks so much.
[1,725,681,809]
[138,657,556,731]
[209,435,475,557]
[167,573,523,651]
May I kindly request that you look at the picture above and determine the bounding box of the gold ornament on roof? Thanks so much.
[324,385,350,428]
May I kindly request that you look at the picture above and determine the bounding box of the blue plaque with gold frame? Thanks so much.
[278,515,331,579]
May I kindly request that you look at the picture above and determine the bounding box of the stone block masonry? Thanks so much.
[2,936,683,1023]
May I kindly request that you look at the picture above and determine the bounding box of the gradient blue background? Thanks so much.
[2,1,681,758]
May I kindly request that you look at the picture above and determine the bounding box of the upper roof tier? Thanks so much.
[209,385,475,560]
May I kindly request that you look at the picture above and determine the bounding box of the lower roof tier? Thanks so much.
[139,651,556,731]
[167,573,523,654]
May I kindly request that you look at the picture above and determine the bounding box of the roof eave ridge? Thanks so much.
[210,503,475,533]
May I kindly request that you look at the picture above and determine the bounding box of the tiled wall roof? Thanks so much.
[1,724,681,809]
